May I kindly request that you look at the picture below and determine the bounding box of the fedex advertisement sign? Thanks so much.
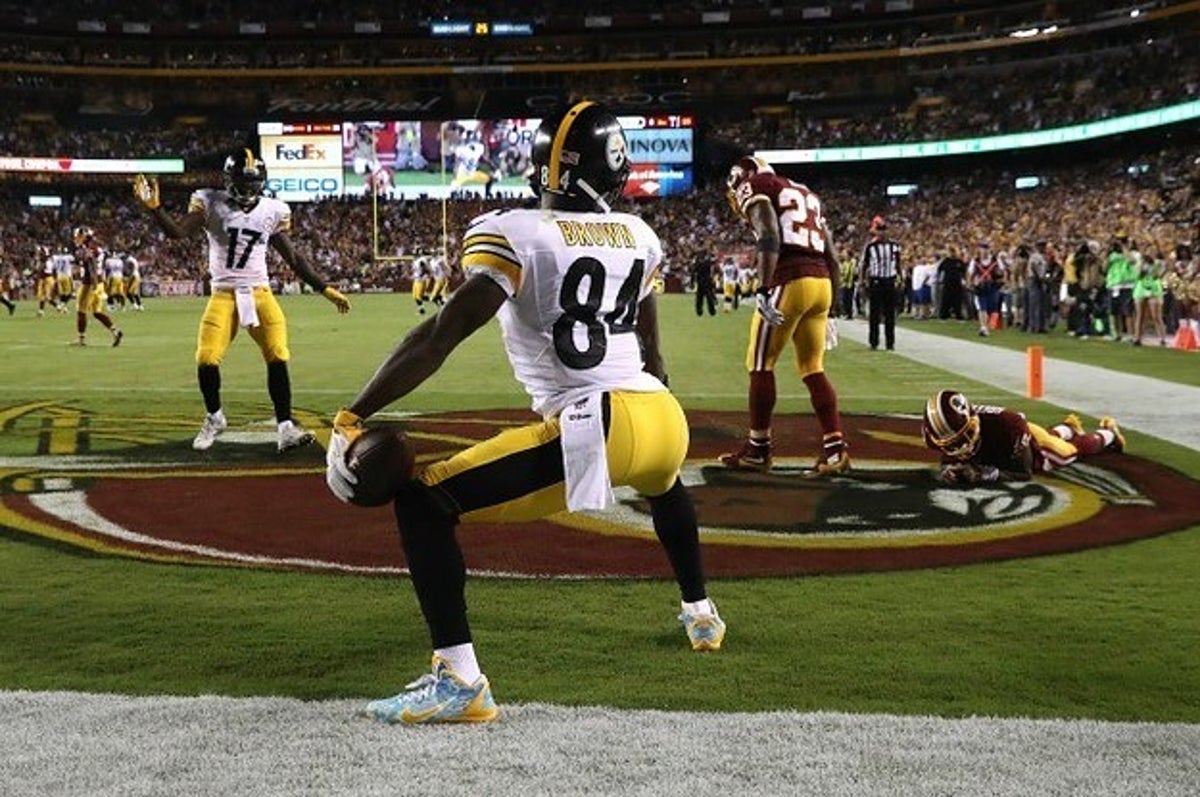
[260,134,342,169]
[273,142,331,162]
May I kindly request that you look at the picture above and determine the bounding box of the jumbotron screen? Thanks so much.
[619,113,694,198]
[257,113,694,202]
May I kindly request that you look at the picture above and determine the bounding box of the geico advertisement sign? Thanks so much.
[260,135,342,168]
[265,170,343,202]
[624,129,693,164]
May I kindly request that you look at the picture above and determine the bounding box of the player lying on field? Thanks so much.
[922,389,1125,485]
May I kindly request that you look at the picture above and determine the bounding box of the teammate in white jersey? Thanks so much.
[103,250,127,311]
[720,256,740,312]
[325,102,724,725]
[124,253,144,311]
[409,253,432,314]
[427,252,449,307]
[54,249,75,308]
[36,246,61,316]
[133,150,351,452]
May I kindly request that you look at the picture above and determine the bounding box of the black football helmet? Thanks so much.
[531,101,629,212]
[223,148,267,210]
[923,390,981,460]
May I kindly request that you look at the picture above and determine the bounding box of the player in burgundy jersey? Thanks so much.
[719,156,848,477]
[923,389,1125,484]
[70,227,123,347]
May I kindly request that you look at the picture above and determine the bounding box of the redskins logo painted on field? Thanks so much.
[1,404,1196,578]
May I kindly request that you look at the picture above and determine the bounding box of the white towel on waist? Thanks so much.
[235,287,260,328]
[559,392,614,512]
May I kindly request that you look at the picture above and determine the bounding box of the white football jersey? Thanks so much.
[189,189,290,289]
[104,254,125,278]
[721,261,738,284]
[54,253,75,277]
[462,208,667,418]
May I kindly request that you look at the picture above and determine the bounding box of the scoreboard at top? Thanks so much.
[257,113,694,202]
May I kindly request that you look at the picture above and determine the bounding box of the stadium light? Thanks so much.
[757,99,1200,164]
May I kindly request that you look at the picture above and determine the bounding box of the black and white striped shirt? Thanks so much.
[861,238,901,279]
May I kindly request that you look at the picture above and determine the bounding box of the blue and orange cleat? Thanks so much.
[361,655,498,725]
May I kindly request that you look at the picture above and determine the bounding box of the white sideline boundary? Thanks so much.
[840,319,1200,453]
[2,691,1198,797]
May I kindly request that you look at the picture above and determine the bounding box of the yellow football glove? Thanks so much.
[322,285,351,313]
[132,174,160,210]
[326,409,364,503]
[332,409,364,444]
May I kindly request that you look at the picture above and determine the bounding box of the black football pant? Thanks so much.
[868,278,897,349]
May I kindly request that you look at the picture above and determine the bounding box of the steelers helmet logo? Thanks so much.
[604,132,627,172]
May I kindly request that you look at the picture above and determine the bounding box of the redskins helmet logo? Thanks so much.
[726,155,774,216]
[923,390,981,460]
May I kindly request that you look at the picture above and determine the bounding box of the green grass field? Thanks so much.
[1,294,1198,722]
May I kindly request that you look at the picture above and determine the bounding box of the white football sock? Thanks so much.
[682,598,715,617]
[435,642,482,683]
[1097,430,1115,447]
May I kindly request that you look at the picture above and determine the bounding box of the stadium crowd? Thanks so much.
[1,0,1196,345]
[3,141,1196,344]
[1,0,1194,151]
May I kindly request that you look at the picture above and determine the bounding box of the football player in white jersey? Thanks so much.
[103,249,127,311]
[409,254,432,314]
[54,248,75,309]
[124,252,144,311]
[720,256,740,312]
[133,150,351,453]
[35,245,61,316]
[427,252,449,307]
[325,102,724,725]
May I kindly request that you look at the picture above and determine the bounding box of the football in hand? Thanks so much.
[345,425,416,507]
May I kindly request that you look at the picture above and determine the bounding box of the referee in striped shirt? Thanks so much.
[859,215,901,350]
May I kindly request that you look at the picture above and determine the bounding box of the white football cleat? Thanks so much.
[193,410,227,451]
[278,420,315,452]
